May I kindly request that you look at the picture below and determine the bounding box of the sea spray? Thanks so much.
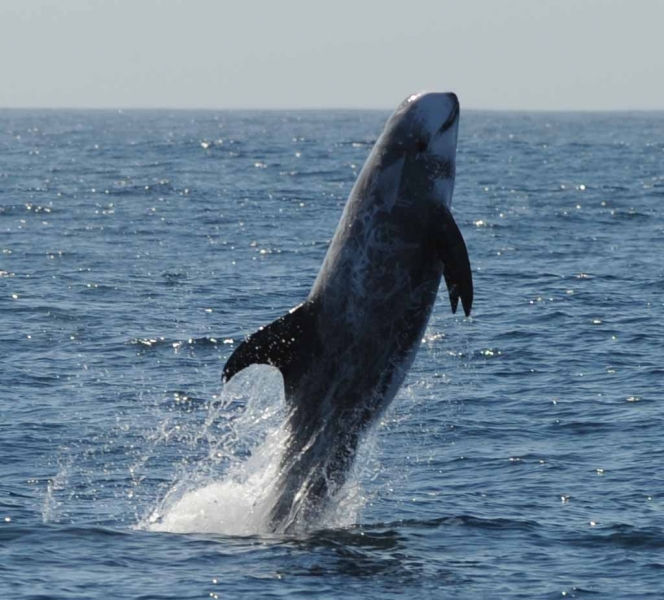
[143,364,374,535]
[143,364,286,534]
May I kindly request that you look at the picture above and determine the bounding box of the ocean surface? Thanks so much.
[1,106,663,599]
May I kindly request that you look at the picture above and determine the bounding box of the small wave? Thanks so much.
[105,179,179,197]
[572,523,664,550]
[161,271,188,286]
[0,203,56,216]
[412,514,541,532]
[129,336,226,354]
[551,421,616,435]
[335,140,376,148]
[320,514,541,535]
[611,209,652,221]
[0,524,40,543]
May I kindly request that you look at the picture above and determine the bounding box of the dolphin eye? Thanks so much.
[416,138,428,153]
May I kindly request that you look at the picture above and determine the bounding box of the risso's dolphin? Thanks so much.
[223,92,473,532]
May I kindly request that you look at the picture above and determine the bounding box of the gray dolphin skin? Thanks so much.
[223,92,473,532]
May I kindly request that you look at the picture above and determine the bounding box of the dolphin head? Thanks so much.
[378,92,460,209]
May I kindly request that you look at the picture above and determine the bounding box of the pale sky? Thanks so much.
[1,0,662,111]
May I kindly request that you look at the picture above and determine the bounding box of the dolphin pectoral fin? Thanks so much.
[433,205,473,317]
[222,301,317,389]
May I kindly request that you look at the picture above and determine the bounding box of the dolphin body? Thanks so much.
[223,92,473,532]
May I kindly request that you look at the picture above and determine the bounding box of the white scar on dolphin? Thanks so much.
[223,92,473,533]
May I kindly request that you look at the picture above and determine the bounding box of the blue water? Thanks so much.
[1,107,663,599]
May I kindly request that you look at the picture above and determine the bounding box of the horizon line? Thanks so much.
[1,104,663,114]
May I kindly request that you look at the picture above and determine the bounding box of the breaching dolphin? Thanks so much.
[223,92,473,532]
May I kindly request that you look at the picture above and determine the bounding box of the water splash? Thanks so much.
[144,425,288,535]
[42,456,72,523]
[142,365,370,536]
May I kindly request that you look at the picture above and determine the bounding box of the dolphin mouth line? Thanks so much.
[439,101,459,134]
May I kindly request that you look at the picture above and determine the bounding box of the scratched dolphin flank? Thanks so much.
[223,92,473,533]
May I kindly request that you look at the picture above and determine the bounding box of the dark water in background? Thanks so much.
[1,107,663,598]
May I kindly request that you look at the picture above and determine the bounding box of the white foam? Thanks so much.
[141,365,371,536]
[146,425,286,535]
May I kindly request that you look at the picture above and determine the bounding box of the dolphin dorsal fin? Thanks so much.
[222,301,318,392]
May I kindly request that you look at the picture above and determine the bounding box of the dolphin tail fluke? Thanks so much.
[222,301,318,391]
[434,205,473,317]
